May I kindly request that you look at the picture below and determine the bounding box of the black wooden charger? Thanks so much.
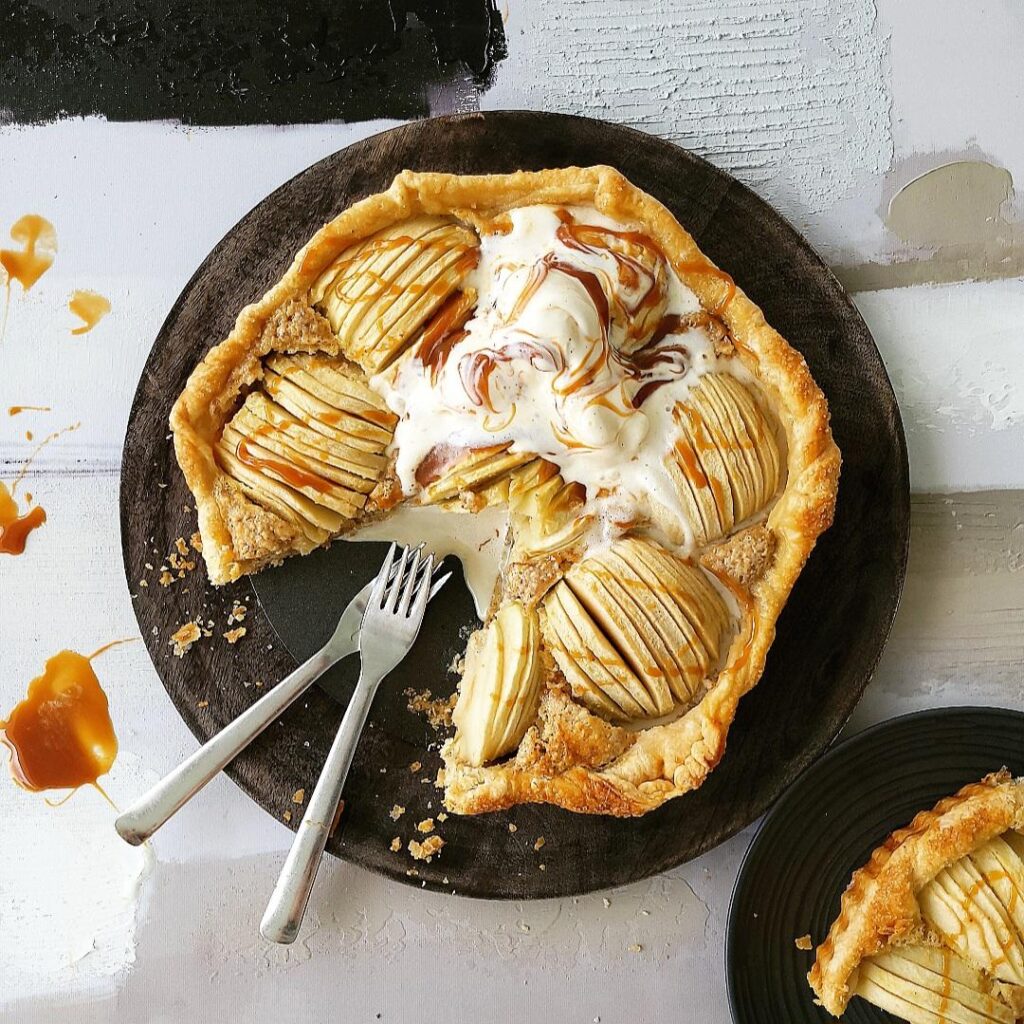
[120,111,909,899]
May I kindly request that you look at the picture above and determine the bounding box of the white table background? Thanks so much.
[1,1,1022,1020]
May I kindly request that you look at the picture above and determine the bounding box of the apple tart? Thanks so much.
[170,165,840,817]
[810,772,1024,1023]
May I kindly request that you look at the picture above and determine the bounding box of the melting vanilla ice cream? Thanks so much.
[370,204,731,554]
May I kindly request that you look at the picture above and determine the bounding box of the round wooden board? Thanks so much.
[727,707,1024,1024]
[120,111,909,899]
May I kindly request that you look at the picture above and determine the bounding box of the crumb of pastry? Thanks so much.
[436,812,448,823]
[409,761,422,773]
[170,621,201,657]
[389,804,405,821]
[390,837,401,852]
[228,601,247,624]
[197,700,209,709]
[408,835,444,862]
[700,524,776,589]
[190,531,203,553]
[283,810,292,823]
[139,579,148,587]
[168,551,195,574]
[795,934,813,951]
[627,943,643,954]
[602,897,611,908]
[533,836,546,851]
[448,652,466,676]
[223,626,247,644]
[416,818,435,834]
[405,689,456,730]
[159,570,175,587]
[539,864,546,871]
[508,823,518,833]
[292,789,305,805]
[174,537,189,557]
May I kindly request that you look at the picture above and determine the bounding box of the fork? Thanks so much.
[260,543,443,944]
[115,545,444,848]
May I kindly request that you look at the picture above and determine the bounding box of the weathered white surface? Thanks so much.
[855,279,1024,492]
[2,0,1023,1019]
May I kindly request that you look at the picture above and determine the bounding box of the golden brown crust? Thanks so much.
[809,771,1024,1015]
[171,165,841,815]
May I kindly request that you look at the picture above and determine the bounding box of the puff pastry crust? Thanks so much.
[170,165,841,817]
[810,771,1024,1021]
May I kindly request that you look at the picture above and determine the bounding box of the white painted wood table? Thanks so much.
[2,2,1022,1020]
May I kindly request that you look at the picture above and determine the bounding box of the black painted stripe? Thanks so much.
[0,0,507,125]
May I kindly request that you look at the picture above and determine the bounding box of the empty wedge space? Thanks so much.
[541,536,730,722]
[856,946,1015,1024]
[666,372,781,545]
[310,216,480,374]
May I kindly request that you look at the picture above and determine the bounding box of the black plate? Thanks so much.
[727,707,1024,1023]
[121,111,908,899]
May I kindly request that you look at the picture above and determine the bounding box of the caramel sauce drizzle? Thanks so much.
[555,207,666,339]
[675,258,736,314]
[68,289,111,335]
[417,290,475,383]
[706,564,756,671]
[0,641,134,794]
[8,405,50,416]
[235,434,332,493]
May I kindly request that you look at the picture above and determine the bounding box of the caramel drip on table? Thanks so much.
[8,405,50,416]
[0,215,57,291]
[68,290,111,335]
[0,482,46,555]
[0,642,133,793]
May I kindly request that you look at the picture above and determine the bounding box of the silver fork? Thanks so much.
[114,545,444,847]
[260,543,442,944]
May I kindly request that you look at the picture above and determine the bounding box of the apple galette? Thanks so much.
[810,771,1024,1022]
[170,166,840,817]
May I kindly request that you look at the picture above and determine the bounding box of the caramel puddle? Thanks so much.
[69,289,111,335]
[0,642,133,795]
[0,482,46,555]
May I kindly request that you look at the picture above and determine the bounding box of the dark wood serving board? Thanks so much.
[120,111,909,899]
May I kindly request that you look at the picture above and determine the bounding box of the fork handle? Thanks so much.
[115,646,339,846]
[260,669,381,944]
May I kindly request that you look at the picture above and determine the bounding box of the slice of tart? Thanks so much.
[809,771,1024,1022]
[170,166,840,817]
